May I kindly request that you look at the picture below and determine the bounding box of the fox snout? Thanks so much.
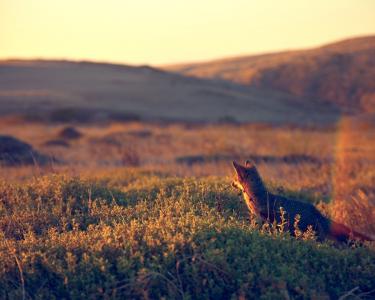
[232,161,246,190]
[232,160,253,195]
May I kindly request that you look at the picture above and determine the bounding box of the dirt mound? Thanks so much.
[0,135,49,166]
[58,126,83,140]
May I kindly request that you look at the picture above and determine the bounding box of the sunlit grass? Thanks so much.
[1,120,375,298]
[1,171,374,299]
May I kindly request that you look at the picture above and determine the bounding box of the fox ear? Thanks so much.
[245,160,253,167]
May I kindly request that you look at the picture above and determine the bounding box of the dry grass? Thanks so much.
[1,117,374,235]
[1,117,375,298]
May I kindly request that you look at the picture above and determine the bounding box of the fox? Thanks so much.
[231,160,373,242]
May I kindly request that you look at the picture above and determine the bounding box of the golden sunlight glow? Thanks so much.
[1,0,375,65]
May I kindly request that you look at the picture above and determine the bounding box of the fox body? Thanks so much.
[232,161,373,242]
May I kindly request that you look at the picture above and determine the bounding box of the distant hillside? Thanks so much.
[166,36,375,113]
[0,60,337,125]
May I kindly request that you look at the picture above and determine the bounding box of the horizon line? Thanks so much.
[0,33,373,68]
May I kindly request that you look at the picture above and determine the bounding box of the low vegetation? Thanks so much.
[1,119,375,299]
[1,171,375,299]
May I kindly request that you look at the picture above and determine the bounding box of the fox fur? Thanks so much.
[232,160,373,242]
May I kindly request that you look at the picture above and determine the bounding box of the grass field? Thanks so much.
[1,118,375,299]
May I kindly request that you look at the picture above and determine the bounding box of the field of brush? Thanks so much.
[1,118,375,299]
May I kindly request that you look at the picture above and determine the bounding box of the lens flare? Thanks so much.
[331,116,375,234]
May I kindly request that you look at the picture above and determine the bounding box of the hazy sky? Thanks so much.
[1,0,374,65]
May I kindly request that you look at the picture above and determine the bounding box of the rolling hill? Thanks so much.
[0,60,337,125]
[166,36,375,113]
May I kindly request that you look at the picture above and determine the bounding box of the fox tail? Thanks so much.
[328,221,374,242]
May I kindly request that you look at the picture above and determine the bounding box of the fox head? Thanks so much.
[232,160,253,192]
[232,160,268,215]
